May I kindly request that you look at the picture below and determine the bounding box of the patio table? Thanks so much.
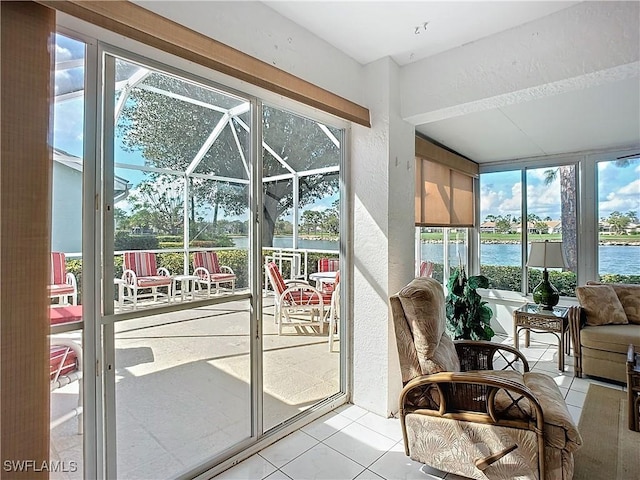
[309,271,338,292]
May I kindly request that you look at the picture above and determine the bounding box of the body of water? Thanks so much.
[427,242,639,276]
[233,236,639,276]
[232,236,339,251]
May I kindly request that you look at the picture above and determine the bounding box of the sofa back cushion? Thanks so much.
[576,284,628,326]
[608,284,640,325]
[586,281,640,325]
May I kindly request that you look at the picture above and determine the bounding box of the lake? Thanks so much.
[233,236,639,275]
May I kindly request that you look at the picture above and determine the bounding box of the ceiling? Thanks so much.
[263,1,578,67]
[262,1,640,163]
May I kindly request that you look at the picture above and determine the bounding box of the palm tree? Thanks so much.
[544,159,633,271]
[543,166,577,270]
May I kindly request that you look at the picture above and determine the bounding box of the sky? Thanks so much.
[480,161,640,223]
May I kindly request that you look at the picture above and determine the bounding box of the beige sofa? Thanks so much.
[570,282,640,383]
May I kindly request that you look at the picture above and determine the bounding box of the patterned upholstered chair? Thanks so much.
[121,251,172,309]
[49,252,78,305]
[390,277,582,480]
[193,251,236,296]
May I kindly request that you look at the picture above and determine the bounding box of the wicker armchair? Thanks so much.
[391,277,582,480]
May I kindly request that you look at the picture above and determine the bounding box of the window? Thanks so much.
[525,165,577,298]
[417,227,468,285]
[479,170,523,292]
[480,153,640,296]
[597,158,640,283]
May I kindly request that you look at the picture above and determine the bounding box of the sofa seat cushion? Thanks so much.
[580,324,640,354]
[524,372,582,453]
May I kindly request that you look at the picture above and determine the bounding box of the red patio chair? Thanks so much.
[193,251,236,296]
[318,257,340,273]
[48,252,78,305]
[49,306,83,434]
[419,260,434,278]
[122,251,172,309]
[317,257,339,293]
[266,262,331,335]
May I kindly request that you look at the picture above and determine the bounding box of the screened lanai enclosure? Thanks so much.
[50,33,345,480]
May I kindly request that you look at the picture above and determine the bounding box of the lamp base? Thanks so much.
[533,270,559,310]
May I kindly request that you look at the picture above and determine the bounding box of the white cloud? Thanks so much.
[55,45,73,62]
[600,178,640,216]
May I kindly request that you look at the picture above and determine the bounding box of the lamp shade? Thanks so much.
[526,241,568,269]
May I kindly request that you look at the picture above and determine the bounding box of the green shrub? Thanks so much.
[115,232,159,250]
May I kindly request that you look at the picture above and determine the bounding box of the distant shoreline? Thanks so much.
[421,239,640,246]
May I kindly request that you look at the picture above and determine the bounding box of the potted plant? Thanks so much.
[445,265,495,341]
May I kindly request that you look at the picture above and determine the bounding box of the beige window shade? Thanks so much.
[415,137,477,228]
[37,0,370,127]
[2,1,54,468]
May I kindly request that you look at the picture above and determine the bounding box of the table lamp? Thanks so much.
[526,240,568,310]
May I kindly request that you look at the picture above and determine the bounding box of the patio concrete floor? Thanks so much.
[50,295,341,480]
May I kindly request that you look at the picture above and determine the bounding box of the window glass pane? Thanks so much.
[113,56,250,310]
[525,166,577,297]
[51,32,84,479]
[417,227,468,285]
[262,105,341,431]
[597,158,640,284]
[479,171,522,292]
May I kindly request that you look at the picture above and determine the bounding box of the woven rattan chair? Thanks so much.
[390,277,582,480]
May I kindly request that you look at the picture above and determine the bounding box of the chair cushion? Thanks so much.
[124,251,159,277]
[50,252,68,285]
[50,345,78,380]
[206,273,236,282]
[424,334,460,374]
[50,305,83,325]
[136,276,172,288]
[576,284,628,326]
[580,324,640,354]
[524,372,582,452]
[48,284,75,296]
[397,277,446,358]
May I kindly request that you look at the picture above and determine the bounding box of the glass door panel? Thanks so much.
[261,105,342,431]
[103,52,254,478]
[50,32,86,479]
[114,304,252,478]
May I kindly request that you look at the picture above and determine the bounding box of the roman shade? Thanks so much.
[415,136,478,228]
[1,2,54,473]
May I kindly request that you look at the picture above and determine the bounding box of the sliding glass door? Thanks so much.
[51,33,346,478]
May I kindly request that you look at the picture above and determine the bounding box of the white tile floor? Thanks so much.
[213,336,627,480]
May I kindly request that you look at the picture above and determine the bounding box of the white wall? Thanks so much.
[400,1,640,125]
[351,57,415,416]
[52,162,82,254]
